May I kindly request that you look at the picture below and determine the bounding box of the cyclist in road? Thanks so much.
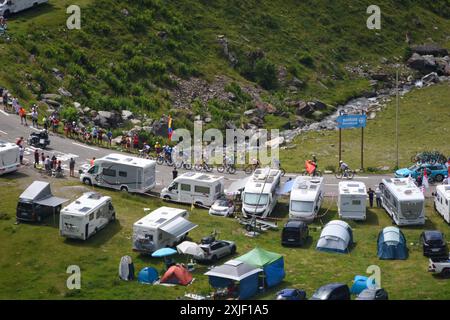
[142,141,151,155]
[311,155,318,176]
[339,160,349,172]
[154,141,162,156]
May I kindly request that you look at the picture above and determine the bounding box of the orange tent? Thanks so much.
[160,265,193,286]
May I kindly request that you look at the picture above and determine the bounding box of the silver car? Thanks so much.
[197,239,236,263]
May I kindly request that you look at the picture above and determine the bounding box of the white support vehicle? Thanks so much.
[79,153,156,193]
[59,192,116,240]
[428,256,450,278]
[0,0,48,17]
[132,206,197,254]
[338,181,367,220]
[434,185,450,224]
[160,172,224,207]
[241,168,282,219]
[289,176,324,223]
[0,140,20,175]
[379,178,425,226]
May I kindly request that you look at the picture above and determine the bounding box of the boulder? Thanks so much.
[121,110,134,121]
[150,117,169,137]
[112,136,123,146]
[290,77,304,88]
[308,100,327,111]
[58,87,72,97]
[371,73,389,81]
[411,44,448,57]
[204,117,212,124]
[41,93,62,100]
[244,109,257,116]
[294,101,313,116]
[225,120,237,130]
[407,53,438,74]
[130,119,142,126]
[249,116,264,127]
[73,102,81,109]
[41,99,61,107]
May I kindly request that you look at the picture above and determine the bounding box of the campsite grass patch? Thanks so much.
[1,176,450,299]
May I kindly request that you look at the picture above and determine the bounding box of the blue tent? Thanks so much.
[205,260,263,299]
[235,247,285,288]
[138,267,159,284]
[350,275,376,295]
[377,227,408,260]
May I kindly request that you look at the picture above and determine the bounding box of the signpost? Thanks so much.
[336,113,367,171]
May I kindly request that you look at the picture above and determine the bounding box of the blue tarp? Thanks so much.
[263,257,285,288]
[350,275,375,295]
[377,227,408,260]
[137,267,159,284]
[279,179,295,195]
[209,273,260,300]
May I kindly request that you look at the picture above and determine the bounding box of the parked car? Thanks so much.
[420,231,449,258]
[310,283,351,300]
[197,236,236,263]
[395,163,448,182]
[275,288,307,300]
[209,198,235,217]
[281,220,309,246]
[356,288,389,300]
[428,256,450,278]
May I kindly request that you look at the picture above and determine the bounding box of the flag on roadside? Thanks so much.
[168,115,173,141]
[422,169,429,190]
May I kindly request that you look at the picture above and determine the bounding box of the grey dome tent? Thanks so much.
[119,255,135,281]
[316,220,353,254]
[377,227,408,260]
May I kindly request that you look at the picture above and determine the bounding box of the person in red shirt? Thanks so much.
[19,107,28,126]
[133,134,139,150]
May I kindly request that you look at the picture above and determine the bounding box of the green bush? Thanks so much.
[60,106,78,123]
[255,59,278,90]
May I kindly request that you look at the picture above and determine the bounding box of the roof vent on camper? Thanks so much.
[404,190,413,195]
[198,175,211,180]
[155,218,167,224]
[79,207,91,213]
[311,179,320,184]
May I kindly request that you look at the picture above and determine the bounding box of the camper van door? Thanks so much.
[179,183,193,204]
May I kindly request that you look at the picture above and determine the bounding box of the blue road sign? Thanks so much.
[336,114,367,129]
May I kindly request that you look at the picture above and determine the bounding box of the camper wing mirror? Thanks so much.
[78,169,83,174]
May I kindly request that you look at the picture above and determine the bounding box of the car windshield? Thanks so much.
[18,202,33,212]
[408,165,418,171]
[244,193,269,206]
[215,200,229,207]
[291,200,314,213]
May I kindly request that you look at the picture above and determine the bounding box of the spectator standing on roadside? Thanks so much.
[375,187,382,207]
[69,158,76,177]
[98,128,103,146]
[133,134,139,150]
[51,155,57,169]
[19,106,28,126]
[34,149,39,168]
[12,97,19,114]
[31,108,38,128]
[367,188,375,208]
[41,152,45,164]
[107,129,113,147]
[90,157,95,167]
[44,156,51,172]
[19,145,24,165]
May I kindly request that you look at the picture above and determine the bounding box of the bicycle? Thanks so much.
[174,159,192,170]
[194,161,213,172]
[301,169,322,177]
[217,163,237,174]
[156,154,174,166]
[244,163,260,175]
[335,168,355,180]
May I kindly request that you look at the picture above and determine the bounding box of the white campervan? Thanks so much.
[0,0,48,17]
[380,178,425,226]
[59,192,115,240]
[242,167,282,219]
[434,185,450,223]
[160,172,224,207]
[132,206,197,253]
[289,176,324,223]
[338,181,367,220]
[0,140,20,175]
[79,153,156,193]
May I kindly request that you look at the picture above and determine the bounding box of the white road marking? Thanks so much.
[325,184,338,186]
[72,142,99,151]
[0,110,10,116]
[0,129,7,135]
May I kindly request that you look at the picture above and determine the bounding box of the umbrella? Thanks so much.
[177,241,205,258]
[151,247,177,258]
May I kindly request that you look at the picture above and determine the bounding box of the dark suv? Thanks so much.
[420,231,448,258]
[282,220,309,246]
[310,283,351,300]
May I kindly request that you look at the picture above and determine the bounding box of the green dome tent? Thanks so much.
[235,247,285,288]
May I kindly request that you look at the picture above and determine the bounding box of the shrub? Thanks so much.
[254,59,278,90]
[60,106,78,123]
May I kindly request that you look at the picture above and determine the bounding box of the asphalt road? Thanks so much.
[0,108,396,196]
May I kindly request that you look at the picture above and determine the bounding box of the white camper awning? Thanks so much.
[161,217,197,238]
[35,196,68,208]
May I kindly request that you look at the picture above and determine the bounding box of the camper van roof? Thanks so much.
[0,140,19,151]
[61,192,111,216]
[339,181,367,196]
[436,184,450,200]
[382,178,424,201]
[291,176,324,201]
[244,168,282,194]
[98,153,155,167]
[134,206,188,228]
[175,172,224,183]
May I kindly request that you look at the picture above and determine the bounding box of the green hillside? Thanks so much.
[1,0,450,130]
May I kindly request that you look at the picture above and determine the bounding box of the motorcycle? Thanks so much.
[28,130,50,149]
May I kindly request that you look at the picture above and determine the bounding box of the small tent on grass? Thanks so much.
[350,275,376,295]
[160,264,193,285]
[377,227,408,260]
[204,259,263,299]
[119,255,135,281]
[235,247,285,288]
[316,220,353,254]
[137,267,159,284]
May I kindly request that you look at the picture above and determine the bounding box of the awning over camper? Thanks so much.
[35,196,68,208]
[225,177,251,196]
[161,217,197,238]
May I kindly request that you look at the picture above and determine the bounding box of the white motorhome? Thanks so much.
[132,206,197,253]
[59,192,115,240]
[242,167,282,219]
[79,153,156,193]
[289,176,324,223]
[0,0,48,17]
[380,178,425,226]
[0,140,20,175]
[338,181,367,220]
[434,185,450,223]
[160,172,224,207]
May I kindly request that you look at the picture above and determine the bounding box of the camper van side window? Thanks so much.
[195,186,210,194]
[119,171,127,177]
[103,168,116,177]
[158,233,162,241]
[352,200,361,205]
[181,184,191,192]
[89,213,94,221]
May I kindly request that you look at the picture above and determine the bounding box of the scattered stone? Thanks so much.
[411,44,448,57]
[57,87,72,97]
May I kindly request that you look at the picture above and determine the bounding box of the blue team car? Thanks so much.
[395,163,448,182]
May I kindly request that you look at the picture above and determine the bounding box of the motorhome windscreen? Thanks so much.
[401,201,422,218]
[244,193,269,206]
[291,201,314,213]
[17,202,33,212]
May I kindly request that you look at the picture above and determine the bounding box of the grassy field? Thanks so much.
[280,83,450,173]
[0,172,449,300]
